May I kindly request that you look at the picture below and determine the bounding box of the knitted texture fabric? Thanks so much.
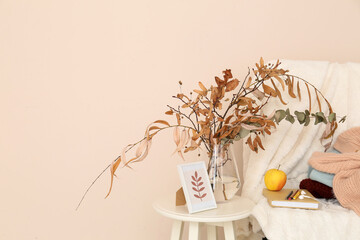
[299,178,335,199]
[308,152,360,216]
[333,127,360,153]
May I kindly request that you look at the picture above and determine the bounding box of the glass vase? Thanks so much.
[208,143,241,202]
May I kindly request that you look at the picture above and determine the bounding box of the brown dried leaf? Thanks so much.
[246,136,255,151]
[148,126,161,132]
[176,113,181,125]
[287,77,296,98]
[315,90,322,112]
[245,77,252,88]
[173,129,189,154]
[223,69,233,81]
[199,82,207,92]
[192,128,204,140]
[215,76,225,86]
[255,135,265,150]
[173,127,180,146]
[165,110,173,115]
[304,82,312,112]
[270,79,287,105]
[262,83,277,97]
[154,120,170,127]
[225,115,233,124]
[297,80,301,101]
[193,89,205,96]
[225,79,239,92]
[105,156,121,198]
[253,138,258,153]
[264,127,271,135]
[219,129,232,140]
[135,139,148,157]
[273,75,285,91]
[125,140,152,166]
[260,57,264,67]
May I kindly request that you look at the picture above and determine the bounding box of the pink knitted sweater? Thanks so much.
[309,152,360,215]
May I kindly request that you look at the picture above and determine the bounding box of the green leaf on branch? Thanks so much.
[312,112,327,125]
[328,112,336,123]
[285,114,295,124]
[285,108,295,124]
[294,111,306,124]
[339,115,346,123]
[304,115,311,126]
[236,128,250,139]
[274,110,286,124]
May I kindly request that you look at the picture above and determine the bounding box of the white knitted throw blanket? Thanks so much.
[236,60,360,240]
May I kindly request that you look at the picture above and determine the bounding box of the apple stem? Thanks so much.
[277,164,280,170]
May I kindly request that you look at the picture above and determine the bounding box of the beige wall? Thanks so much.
[1,0,359,239]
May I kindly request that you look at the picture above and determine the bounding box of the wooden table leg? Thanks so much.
[188,221,200,240]
[170,220,184,240]
[223,221,235,240]
[207,224,217,240]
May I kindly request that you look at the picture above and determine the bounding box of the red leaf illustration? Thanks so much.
[191,171,207,202]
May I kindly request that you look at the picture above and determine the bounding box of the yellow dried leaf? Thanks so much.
[260,57,264,67]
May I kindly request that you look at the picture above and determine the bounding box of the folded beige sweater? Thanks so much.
[309,152,360,216]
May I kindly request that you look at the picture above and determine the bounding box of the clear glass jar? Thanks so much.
[208,143,241,202]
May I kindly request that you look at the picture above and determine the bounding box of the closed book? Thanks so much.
[263,188,319,210]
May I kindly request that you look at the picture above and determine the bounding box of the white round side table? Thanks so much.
[153,195,255,240]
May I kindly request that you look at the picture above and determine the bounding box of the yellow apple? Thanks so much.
[264,168,287,191]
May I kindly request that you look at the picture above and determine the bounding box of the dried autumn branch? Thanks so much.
[77,58,345,209]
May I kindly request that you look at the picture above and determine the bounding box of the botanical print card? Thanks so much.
[177,161,217,213]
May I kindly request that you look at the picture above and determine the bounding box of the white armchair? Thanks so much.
[237,60,360,240]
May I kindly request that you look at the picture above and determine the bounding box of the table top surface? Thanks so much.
[153,195,255,222]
